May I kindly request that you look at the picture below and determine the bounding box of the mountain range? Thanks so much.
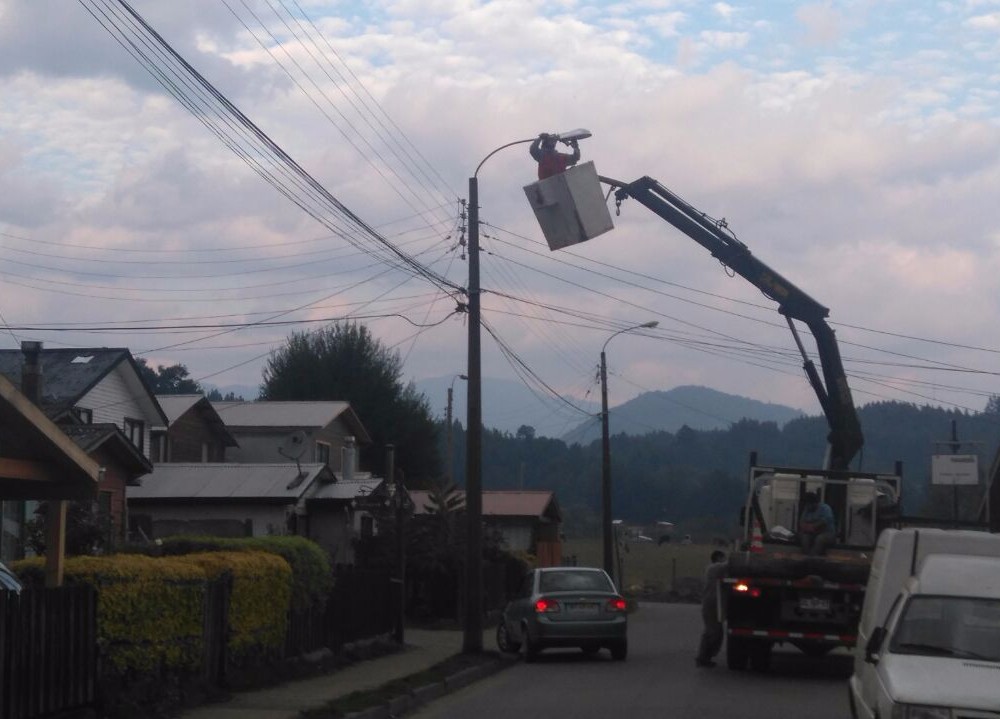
[416,377,803,441]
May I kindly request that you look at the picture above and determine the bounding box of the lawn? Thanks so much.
[562,537,717,595]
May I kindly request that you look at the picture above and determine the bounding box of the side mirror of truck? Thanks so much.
[865,627,887,664]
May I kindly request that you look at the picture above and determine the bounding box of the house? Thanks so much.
[128,460,388,564]
[0,372,100,581]
[409,489,563,566]
[0,344,165,554]
[152,394,239,463]
[211,401,371,469]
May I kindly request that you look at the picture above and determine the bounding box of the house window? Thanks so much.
[124,418,145,452]
[316,441,331,466]
[74,407,93,424]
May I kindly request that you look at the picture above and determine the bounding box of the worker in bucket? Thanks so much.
[529,132,580,180]
[799,491,836,556]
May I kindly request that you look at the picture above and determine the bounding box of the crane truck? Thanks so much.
[602,175,904,671]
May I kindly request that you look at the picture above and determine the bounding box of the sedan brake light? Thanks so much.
[534,598,560,613]
[606,597,627,612]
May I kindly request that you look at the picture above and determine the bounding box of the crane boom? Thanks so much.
[604,175,863,471]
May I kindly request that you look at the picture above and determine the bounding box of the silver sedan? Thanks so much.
[496,566,628,661]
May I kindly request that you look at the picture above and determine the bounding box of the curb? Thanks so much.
[343,655,515,719]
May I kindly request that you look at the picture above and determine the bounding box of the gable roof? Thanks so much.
[409,490,561,522]
[0,347,167,424]
[211,401,372,444]
[0,374,100,500]
[60,423,153,480]
[155,394,238,447]
[128,462,332,502]
[307,473,385,501]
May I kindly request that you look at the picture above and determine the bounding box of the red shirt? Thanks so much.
[537,151,572,180]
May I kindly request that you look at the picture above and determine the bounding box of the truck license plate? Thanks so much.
[799,596,831,612]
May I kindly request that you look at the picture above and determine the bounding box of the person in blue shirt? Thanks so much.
[799,491,836,556]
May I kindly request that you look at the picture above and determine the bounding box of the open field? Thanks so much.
[562,537,721,595]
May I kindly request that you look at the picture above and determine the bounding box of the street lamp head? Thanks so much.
[552,128,592,143]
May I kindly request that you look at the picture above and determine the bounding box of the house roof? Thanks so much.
[408,490,561,521]
[155,394,238,447]
[308,473,385,501]
[0,374,101,500]
[60,423,153,479]
[128,462,331,502]
[211,401,372,444]
[0,347,167,424]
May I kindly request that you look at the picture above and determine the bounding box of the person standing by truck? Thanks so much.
[695,550,728,667]
[799,491,836,556]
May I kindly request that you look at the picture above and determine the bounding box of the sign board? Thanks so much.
[524,161,614,251]
[931,454,979,485]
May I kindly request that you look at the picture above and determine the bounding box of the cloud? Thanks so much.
[795,2,846,46]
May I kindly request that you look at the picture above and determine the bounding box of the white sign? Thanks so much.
[931,454,979,485]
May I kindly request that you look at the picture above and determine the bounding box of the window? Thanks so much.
[124,418,145,452]
[74,407,93,424]
[316,441,331,466]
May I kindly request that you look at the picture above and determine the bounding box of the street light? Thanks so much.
[600,320,658,587]
[465,128,591,653]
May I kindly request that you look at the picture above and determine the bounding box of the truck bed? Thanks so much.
[728,547,872,585]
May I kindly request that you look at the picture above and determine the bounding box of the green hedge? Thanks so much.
[13,554,207,673]
[155,535,332,611]
[11,550,294,672]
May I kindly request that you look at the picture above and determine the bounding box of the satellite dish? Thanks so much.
[278,430,308,480]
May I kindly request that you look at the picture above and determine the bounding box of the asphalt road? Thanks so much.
[414,602,854,719]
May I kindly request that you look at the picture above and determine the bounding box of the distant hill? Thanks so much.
[415,376,600,439]
[561,385,804,444]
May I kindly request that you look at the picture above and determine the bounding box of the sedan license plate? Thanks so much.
[799,596,831,612]
[568,602,600,617]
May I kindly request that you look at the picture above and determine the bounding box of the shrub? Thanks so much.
[157,535,332,611]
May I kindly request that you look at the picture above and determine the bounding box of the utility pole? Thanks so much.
[464,175,483,653]
[600,349,613,580]
[446,386,453,483]
[387,444,405,644]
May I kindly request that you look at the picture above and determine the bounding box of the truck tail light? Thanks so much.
[733,582,762,598]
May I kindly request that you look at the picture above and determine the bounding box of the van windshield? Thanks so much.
[890,596,1000,663]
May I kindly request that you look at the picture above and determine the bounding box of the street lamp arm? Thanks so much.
[474,138,537,178]
[602,321,659,353]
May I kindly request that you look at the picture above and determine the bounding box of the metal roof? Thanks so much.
[129,462,330,502]
[210,401,372,444]
[408,490,560,520]
[154,394,238,447]
[156,394,204,423]
[308,473,385,501]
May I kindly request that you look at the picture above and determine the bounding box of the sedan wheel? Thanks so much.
[496,620,521,654]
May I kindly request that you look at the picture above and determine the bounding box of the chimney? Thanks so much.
[21,341,43,404]
[341,436,356,482]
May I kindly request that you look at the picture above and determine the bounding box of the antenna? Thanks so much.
[278,430,308,481]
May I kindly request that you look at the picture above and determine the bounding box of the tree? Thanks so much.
[516,424,536,441]
[206,388,244,401]
[136,359,202,395]
[260,323,441,481]
[985,395,1000,416]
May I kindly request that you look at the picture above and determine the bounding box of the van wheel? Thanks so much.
[726,636,750,670]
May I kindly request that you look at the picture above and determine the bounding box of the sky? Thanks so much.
[1,0,999,439]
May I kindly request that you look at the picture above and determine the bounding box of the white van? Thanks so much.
[849,528,1000,719]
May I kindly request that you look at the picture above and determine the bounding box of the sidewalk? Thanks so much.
[178,628,494,719]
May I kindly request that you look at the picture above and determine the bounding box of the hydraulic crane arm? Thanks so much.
[603,175,863,471]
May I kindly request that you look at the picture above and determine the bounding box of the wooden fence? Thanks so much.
[0,587,98,719]
[285,568,394,657]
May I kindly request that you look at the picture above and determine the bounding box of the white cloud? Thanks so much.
[699,30,750,50]
[964,12,1000,29]
[795,2,846,46]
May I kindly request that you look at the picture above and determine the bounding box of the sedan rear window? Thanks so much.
[539,570,613,593]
